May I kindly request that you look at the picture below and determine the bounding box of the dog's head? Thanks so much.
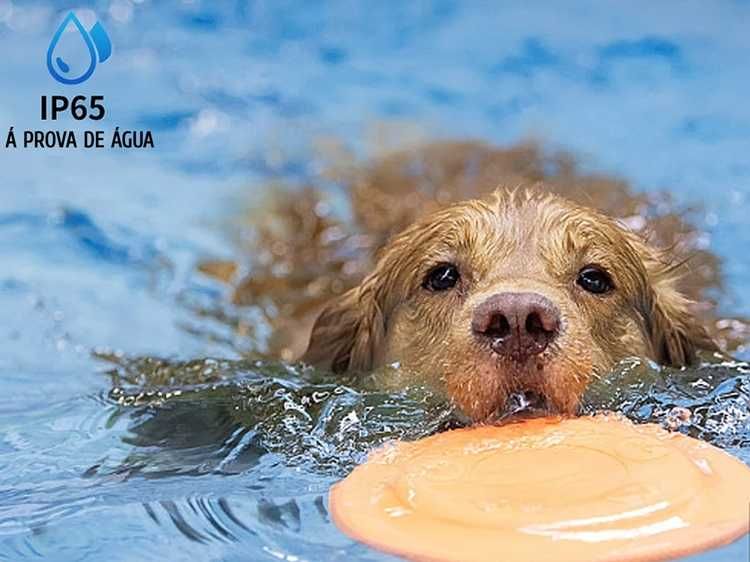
[303,189,716,421]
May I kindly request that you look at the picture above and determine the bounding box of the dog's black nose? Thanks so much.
[471,292,560,361]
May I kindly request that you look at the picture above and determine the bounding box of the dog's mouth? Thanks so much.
[492,390,550,423]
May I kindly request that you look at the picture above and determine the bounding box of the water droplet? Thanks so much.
[90,21,112,63]
[46,12,97,85]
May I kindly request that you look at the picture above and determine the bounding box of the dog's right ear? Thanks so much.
[302,279,385,373]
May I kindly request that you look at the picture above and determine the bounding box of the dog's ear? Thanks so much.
[639,248,717,366]
[302,278,385,373]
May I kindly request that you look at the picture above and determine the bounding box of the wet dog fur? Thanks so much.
[301,188,716,421]
[199,139,745,421]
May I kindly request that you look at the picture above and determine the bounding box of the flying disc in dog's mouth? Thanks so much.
[329,414,750,562]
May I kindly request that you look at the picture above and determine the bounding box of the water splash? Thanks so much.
[99,357,459,477]
[582,356,750,462]
[97,355,750,479]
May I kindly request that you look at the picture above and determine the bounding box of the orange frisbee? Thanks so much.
[330,415,750,562]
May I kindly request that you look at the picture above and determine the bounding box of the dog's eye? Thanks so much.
[576,265,614,294]
[423,263,460,291]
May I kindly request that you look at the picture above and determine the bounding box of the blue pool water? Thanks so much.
[0,2,749,560]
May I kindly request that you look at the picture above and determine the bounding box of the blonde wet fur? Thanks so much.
[302,188,717,421]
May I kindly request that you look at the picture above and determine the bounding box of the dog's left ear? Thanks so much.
[639,248,718,366]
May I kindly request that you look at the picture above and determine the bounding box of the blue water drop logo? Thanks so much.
[47,12,111,85]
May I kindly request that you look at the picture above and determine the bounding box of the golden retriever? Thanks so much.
[301,187,717,421]
[198,139,747,421]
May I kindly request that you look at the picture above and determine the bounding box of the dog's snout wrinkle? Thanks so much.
[472,292,560,362]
